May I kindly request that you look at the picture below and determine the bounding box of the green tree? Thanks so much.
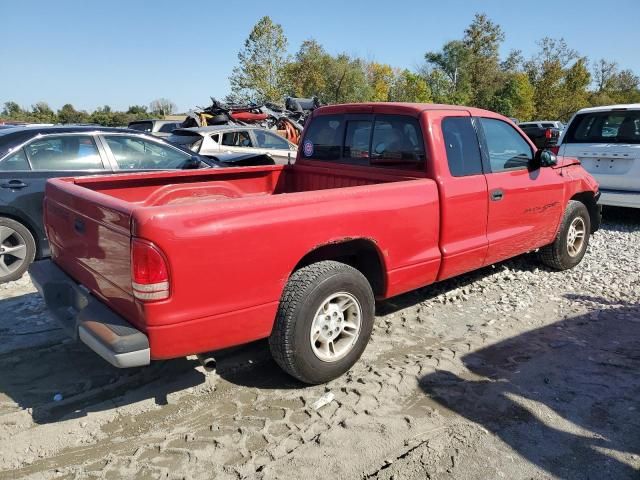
[389,70,432,103]
[491,72,535,120]
[424,40,471,104]
[324,54,372,103]
[1,101,27,120]
[90,105,115,126]
[229,16,289,103]
[57,104,89,124]
[283,39,331,99]
[127,105,148,115]
[462,13,505,108]
[367,63,396,101]
[30,102,57,123]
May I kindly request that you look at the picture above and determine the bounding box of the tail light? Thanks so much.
[549,145,560,155]
[131,238,170,301]
[544,128,553,139]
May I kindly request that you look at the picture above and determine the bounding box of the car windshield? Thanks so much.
[565,111,640,144]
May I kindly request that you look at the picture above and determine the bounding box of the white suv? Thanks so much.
[558,104,640,208]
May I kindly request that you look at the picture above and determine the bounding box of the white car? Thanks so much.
[167,125,298,165]
[557,104,640,208]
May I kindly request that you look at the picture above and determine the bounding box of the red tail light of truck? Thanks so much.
[131,238,170,301]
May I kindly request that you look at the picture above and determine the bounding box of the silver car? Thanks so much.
[167,125,298,165]
[558,104,640,208]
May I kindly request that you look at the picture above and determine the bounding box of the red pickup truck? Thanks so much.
[29,103,601,384]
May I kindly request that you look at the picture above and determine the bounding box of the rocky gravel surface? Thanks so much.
[0,207,638,479]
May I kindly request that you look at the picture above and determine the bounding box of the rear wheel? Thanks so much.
[539,200,591,270]
[269,261,375,384]
[0,217,36,283]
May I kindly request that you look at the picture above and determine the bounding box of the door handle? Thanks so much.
[0,180,28,189]
[490,189,504,201]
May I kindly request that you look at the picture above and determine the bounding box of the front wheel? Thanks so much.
[539,200,591,270]
[269,261,375,384]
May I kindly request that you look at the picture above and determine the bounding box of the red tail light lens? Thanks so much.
[545,128,553,139]
[549,145,560,155]
[131,238,170,301]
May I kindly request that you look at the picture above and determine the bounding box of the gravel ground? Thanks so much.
[0,207,638,480]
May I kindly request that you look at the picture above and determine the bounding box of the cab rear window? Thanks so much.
[565,111,640,144]
[301,114,426,171]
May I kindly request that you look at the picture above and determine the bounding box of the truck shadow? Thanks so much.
[419,299,640,479]
[0,291,206,424]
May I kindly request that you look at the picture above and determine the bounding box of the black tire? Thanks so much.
[0,217,36,283]
[538,200,591,270]
[269,261,375,384]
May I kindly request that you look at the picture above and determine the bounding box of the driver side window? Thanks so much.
[104,135,190,170]
[480,118,532,172]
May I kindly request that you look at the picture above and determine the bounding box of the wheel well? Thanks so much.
[0,213,41,257]
[570,192,600,232]
[293,239,386,297]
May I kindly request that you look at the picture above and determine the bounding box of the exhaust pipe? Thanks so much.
[196,354,216,372]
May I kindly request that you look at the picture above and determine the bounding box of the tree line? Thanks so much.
[0,98,176,126]
[229,14,640,121]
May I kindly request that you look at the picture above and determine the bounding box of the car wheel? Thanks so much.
[538,200,591,270]
[269,260,375,384]
[0,217,36,283]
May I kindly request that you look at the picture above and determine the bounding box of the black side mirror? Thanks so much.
[534,149,557,168]
[184,155,202,169]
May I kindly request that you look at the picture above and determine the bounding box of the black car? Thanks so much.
[0,126,272,283]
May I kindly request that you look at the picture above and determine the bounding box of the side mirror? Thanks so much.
[534,149,557,167]
[184,155,202,169]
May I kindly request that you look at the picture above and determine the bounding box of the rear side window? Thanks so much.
[25,135,103,171]
[370,117,425,169]
[564,111,640,144]
[302,115,343,160]
[442,117,483,176]
[302,114,426,170]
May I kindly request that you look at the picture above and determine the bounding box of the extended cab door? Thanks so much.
[428,111,489,281]
[478,117,565,265]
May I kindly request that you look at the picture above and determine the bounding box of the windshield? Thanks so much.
[565,111,640,144]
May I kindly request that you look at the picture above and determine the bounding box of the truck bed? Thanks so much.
[68,163,419,206]
[44,163,440,359]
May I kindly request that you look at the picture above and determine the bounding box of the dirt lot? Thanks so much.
[1,207,638,480]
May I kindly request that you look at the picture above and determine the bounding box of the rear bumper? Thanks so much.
[599,189,640,208]
[28,260,150,368]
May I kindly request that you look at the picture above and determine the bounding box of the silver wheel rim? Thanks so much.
[310,292,362,363]
[566,217,586,257]
[0,226,28,277]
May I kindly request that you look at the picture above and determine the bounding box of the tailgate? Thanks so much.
[44,178,141,329]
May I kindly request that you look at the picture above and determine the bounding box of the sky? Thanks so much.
[2,0,639,113]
